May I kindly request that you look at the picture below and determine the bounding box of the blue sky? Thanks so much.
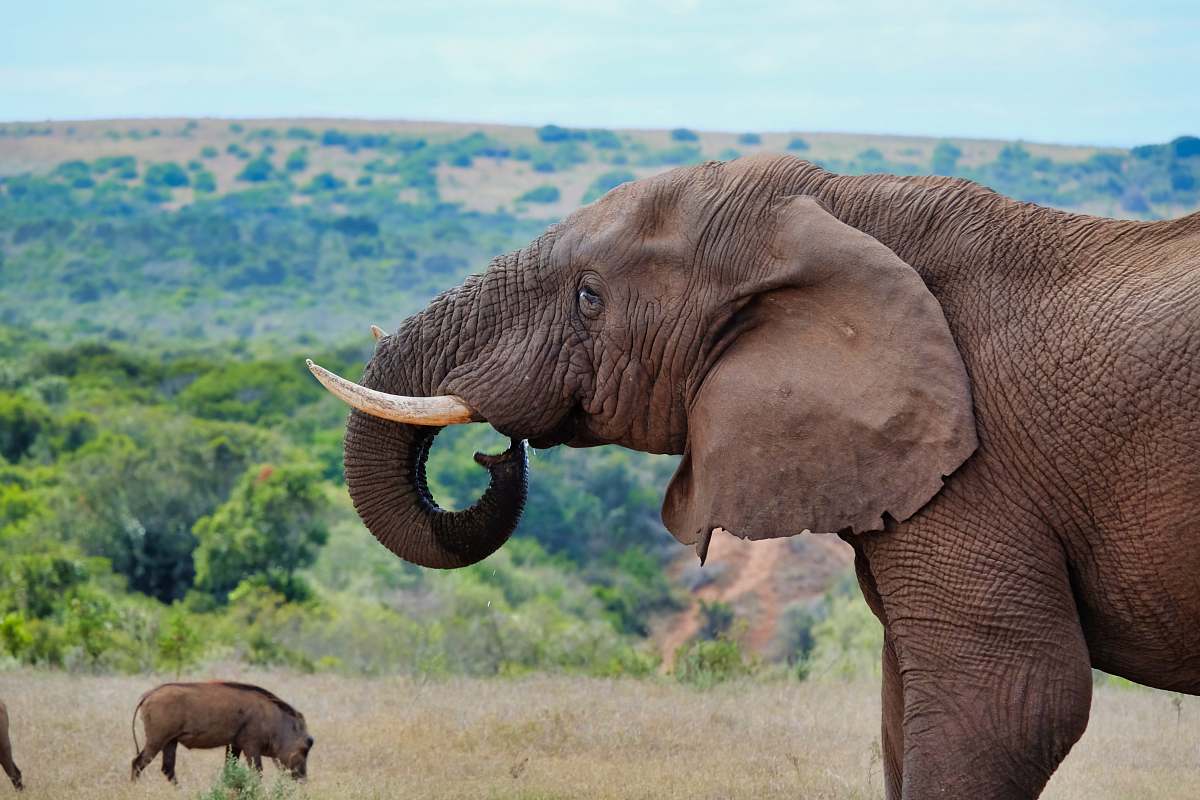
[3,0,1197,146]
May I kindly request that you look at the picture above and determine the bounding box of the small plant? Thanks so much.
[196,754,299,800]
[156,606,204,678]
[673,636,751,688]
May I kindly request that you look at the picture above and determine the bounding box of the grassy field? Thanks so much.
[0,670,1196,799]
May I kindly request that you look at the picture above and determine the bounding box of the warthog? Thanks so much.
[131,681,313,783]
[0,701,22,791]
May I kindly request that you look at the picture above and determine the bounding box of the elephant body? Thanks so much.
[131,681,313,783]
[0,701,21,791]
[314,155,1200,798]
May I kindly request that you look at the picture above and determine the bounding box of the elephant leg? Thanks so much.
[160,740,178,784]
[862,516,1093,798]
[880,635,904,800]
[251,754,264,773]
[850,539,904,799]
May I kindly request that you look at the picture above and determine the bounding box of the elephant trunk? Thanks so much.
[341,279,529,569]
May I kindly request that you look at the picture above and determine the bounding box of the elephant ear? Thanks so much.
[662,196,977,559]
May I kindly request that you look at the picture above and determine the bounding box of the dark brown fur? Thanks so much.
[131,681,312,783]
[0,701,22,791]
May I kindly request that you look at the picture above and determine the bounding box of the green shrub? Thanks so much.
[301,172,344,193]
[536,124,572,142]
[237,157,274,183]
[787,137,810,151]
[931,141,962,175]
[144,162,190,188]
[803,575,882,680]
[673,637,752,688]
[518,185,560,203]
[284,147,308,173]
[197,753,298,800]
[582,169,635,203]
[192,170,216,192]
[737,132,762,145]
[670,128,698,141]
[156,605,205,677]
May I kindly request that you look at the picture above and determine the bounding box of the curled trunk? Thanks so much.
[344,411,527,569]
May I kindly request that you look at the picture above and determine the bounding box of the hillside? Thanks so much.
[2,118,1199,673]
[2,118,1198,347]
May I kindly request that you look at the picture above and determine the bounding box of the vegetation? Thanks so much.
[0,119,1198,683]
[6,671,1199,799]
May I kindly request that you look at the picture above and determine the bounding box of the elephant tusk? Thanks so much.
[370,324,386,341]
[305,359,481,425]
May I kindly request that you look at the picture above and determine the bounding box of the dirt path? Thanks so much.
[657,532,852,670]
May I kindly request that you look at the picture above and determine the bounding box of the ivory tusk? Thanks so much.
[305,359,480,425]
[370,324,386,341]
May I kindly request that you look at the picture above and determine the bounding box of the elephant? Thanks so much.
[308,153,1200,799]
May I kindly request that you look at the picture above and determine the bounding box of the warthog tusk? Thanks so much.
[370,324,386,341]
[305,359,481,425]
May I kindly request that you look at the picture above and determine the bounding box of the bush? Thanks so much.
[698,599,734,640]
[670,128,699,142]
[1171,136,1200,159]
[803,575,882,680]
[144,162,190,188]
[588,129,621,149]
[197,754,298,800]
[582,169,635,203]
[284,147,308,173]
[931,141,962,175]
[737,132,762,145]
[301,172,344,193]
[787,137,810,151]
[518,185,560,203]
[673,637,752,688]
[237,157,274,183]
[192,170,216,192]
[155,605,204,677]
[200,146,218,158]
[536,124,572,142]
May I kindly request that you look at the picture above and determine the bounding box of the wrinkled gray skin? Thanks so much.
[342,154,1200,799]
[0,701,21,791]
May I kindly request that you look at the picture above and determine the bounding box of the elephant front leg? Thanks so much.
[864,518,1095,798]
[880,634,904,799]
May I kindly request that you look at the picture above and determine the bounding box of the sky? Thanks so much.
[3,0,1198,147]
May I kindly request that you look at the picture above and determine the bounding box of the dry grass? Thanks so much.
[0,670,1196,799]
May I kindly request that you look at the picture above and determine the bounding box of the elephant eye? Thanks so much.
[577,285,603,318]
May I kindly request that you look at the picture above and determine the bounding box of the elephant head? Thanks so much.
[310,154,978,567]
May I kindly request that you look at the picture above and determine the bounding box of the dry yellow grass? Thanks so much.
[0,670,1196,799]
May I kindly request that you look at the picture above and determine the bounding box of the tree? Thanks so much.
[670,128,699,142]
[193,462,328,602]
[518,185,560,203]
[237,156,274,183]
[144,162,189,188]
[156,606,204,678]
[787,137,810,151]
[285,147,308,173]
[536,124,571,142]
[931,140,962,175]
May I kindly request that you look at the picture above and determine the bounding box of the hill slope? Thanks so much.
[2,118,1199,664]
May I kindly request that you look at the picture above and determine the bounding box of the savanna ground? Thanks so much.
[1,670,1196,799]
